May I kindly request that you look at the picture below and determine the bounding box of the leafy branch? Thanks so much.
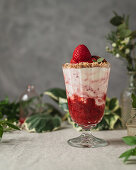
[106,12,136,71]
[0,92,64,138]
[0,98,20,139]
[119,136,136,163]
[0,119,20,139]
[0,97,20,121]
[0,88,122,139]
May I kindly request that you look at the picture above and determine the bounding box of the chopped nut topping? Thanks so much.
[63,62,110,69]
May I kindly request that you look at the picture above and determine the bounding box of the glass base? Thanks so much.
[67,132,108,148]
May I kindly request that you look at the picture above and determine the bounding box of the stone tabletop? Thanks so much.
[0,128,135,170]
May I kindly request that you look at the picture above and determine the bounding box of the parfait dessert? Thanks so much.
[63,44,110,148]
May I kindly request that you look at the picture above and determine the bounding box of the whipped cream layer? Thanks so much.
[63,67,110,105]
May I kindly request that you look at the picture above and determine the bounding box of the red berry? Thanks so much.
[19,118,25,124]
[88,59,93,63]
[92,56,100,60]
[88,56,98,63]
[72,44,91,63]
[103,59,107,62]
[92,56,107,62]
[70,58,76,63]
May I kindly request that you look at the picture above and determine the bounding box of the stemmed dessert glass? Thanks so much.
[63,62,110,148]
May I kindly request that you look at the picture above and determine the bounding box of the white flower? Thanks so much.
[13,122,17,125]
[112,43,116,47]
[121,37,130,45]
[116,53,120,58]
[105,46,109,51]
[125,48,130,54]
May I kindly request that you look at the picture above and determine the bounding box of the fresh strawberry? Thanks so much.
[70,58,76,63]
[88,59,93,63]
[72,44,91,63]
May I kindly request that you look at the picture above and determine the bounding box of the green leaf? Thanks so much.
[93,117,109,130]
[125,15,129,28]
[25,114,61,133]
[44,88,67,103]
[92,59,97,62]
[106,97,110,105]
[114,107,121,116]
[95,97,122,130]
[131,93,136,108]
[105,114,120,129]
[58,98,68,113]
[118,23,127,30]
[5,122,20,130]
[41,103,62,117]
[130,30,136,38]
[59,102,68,113]
[0,97,20,121]
[114,118,122,129]
[119,148,136,162]
[0,112,3,119]
[117,23,132,38]
[44,88,68,113]
[120,29,132,38]
[0,125,3,139]
[110,15,124,26]
[97,57,104,63]
[122,136,136,146]
[109,98,118,111]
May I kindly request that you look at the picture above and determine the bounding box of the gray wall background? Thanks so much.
[0,0,136,100]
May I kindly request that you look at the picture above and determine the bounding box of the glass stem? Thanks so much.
[81,127,93,138]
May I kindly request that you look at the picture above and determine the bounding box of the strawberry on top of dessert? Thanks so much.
[70,44,106,64]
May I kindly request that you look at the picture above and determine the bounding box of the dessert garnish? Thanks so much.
[70,44,106,63]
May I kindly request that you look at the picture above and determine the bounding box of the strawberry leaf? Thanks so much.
[97,57,104,63]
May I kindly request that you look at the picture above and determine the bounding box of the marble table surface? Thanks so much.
[0,127,136,170]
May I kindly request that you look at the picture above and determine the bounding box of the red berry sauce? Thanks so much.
[67,94,106,126]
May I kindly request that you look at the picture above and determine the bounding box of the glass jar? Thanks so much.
[120,72,136,128]
[126,108,136,136]
[19,85,42,124]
